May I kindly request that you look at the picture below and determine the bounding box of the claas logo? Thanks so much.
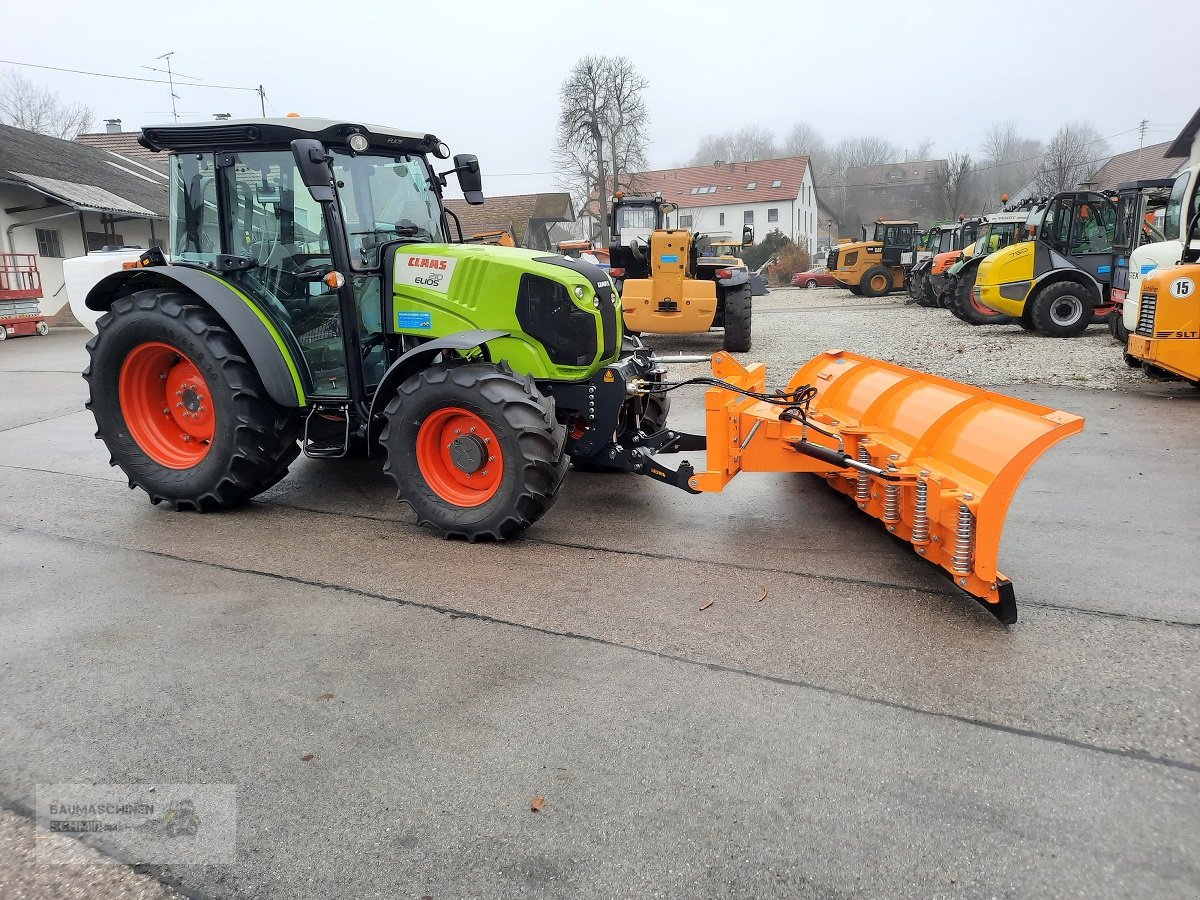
[407,257,447,270]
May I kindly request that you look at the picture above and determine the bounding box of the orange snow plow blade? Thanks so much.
[688,351,1084,623]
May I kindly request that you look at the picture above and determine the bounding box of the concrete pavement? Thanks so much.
[1,323,1197,898]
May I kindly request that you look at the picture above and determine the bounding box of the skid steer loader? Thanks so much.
[607,193,754,351]
[81,117,1083,624]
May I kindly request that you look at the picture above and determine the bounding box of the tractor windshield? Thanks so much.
[981,221,1025,253]
[616,204,658,234]
[333,151,444,270]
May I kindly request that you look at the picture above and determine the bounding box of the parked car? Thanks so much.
[791,267,837,288]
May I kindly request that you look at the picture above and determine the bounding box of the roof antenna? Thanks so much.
[141,52,199,122]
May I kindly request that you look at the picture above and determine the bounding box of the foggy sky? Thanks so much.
[4,0,1193,197]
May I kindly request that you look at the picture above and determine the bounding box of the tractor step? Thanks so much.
[302,405,353,459]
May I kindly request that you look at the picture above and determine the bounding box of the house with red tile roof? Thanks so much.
[586,155,825,255]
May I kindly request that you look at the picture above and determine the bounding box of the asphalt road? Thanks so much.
[1,319,1197,899]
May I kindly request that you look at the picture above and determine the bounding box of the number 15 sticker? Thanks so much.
[1169,277,1194,298]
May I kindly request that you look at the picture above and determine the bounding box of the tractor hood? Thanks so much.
[388,243,622,380]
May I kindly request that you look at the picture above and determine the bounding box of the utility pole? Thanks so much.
[1137,118,1149,149]
[258,86,266,117]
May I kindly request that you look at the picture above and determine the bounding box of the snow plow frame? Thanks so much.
[685,351,1084,623]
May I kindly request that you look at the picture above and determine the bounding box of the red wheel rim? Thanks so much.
[415,407,503,507]
[119,342,215,468]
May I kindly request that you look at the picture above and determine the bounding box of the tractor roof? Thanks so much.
[138,117,444,157]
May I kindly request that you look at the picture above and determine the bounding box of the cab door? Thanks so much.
[1046,192,1117,286]
[881,224,916,267]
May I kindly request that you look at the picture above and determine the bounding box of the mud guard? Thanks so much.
[366,330,510,438]
[84,265,307,407]
[689,351,1084,623]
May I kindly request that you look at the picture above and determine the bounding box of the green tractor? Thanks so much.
[82,117,688,539]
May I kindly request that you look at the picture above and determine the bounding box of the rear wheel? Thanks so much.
[36,321,49,336]
[860,267,892,298]
[1029,282,1094,337]
[805,279,818,289]
[949,267,1012,326]
[381,362,567,540]
[721,285,752,352]
[84,288,302,510]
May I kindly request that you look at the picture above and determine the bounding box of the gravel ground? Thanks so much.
[641,285,1146,391]
[0,807,178,900]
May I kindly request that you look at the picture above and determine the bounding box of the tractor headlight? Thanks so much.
[574,285,585,300]
[347,133,369,153]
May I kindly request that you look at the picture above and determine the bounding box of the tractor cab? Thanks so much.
[146,118,484,404]
[870,221,919,267]
[1032,191,1118,285]
[609,195,672,280]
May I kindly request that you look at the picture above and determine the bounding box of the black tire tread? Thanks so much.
[949,267,1012,326]
[859,266,892,298]
[379,362,567,541]
[84,289,302,511]
[1029,281,1094,338]
[721,285,752,352]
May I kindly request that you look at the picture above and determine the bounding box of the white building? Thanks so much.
[595,156,823,255]
[0,123,167,322]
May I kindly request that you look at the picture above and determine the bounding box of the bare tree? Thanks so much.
[978,120,1042,199]
[1031,122,1109,196]
[688,133,731,167]
[0,69,93,139]
[688,125,778,166]
[781,121,828,173]
[824,136,900,223]
[554,56,650,245]
[601,57,649,196]
[726,125,777,162]
[934,152,973,219]
[907,138,935,161]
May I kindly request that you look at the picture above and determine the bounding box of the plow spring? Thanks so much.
[685,351,1084,623]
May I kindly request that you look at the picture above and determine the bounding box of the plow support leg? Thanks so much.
[688,351,1084,622]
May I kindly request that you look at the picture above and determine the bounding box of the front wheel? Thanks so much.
[36,321,49,336]
[381,362,568,540]
[721,285,752,352]
[860,267,892,298]
[84,289,302,510]
[949,268,1012,326]
[1029,282,1094,337]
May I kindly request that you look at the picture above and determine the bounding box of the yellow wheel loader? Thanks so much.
[609,193,755,351]
[827,220,920,297]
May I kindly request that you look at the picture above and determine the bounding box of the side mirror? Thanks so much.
[291,139,335,203]
[742,224,754,246]
[454,154,484,205]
